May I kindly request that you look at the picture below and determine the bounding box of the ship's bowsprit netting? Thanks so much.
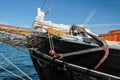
[0,31,26,47]
[0,31,48,49]
[26,33,48,49]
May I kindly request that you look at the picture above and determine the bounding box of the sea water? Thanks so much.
[0,43,39,80]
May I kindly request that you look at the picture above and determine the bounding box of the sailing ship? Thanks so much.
[28,8,120,80]
[0,8,120,80]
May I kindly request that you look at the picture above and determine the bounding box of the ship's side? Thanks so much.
[28,34,120,80]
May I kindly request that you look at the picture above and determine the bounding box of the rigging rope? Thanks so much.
[41,0,55,14]
[0,52,32,80]
[0,66,25,80]
[12,47,57,69]
[45,0,55,15]
[49,0,55,9]
[48,33,54,50]
[41,0,47,10]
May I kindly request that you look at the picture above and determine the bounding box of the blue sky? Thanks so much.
[0,0,120,34]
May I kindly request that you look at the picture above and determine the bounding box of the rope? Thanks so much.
[0,52,32,80]
[0,66,25,80]
[10,46,49,69]
[50,36,54,50]
[15,47,57,69]
[49,0,55,9]
[48,34,52,50]
[37,56,57,69]
[14,47,52,69]
[48,33,54,50]
[41,0,47,10]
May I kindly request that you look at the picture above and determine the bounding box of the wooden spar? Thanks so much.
[62,47,104,57]
[47,28,68,38]
[0,24,30,36]
[34,21,70,32]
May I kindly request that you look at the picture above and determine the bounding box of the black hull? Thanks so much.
[28,36,120,80]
